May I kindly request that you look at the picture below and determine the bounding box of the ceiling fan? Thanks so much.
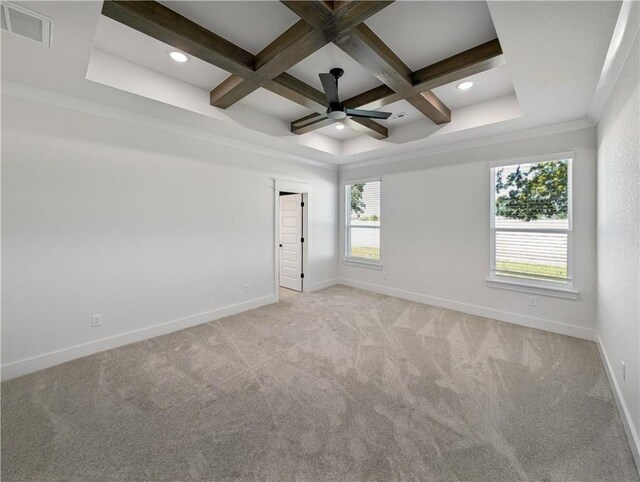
[319,68,392,121]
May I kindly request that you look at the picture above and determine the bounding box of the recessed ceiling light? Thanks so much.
[168,51,188,63]
[457,81,474,91]
[335,123,345,130]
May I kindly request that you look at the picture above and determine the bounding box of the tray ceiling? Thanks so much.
[1,1,622,165]
[90,0,515,145]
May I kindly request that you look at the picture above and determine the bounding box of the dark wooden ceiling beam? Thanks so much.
[291,84,399,132]
[332,0,354,14]
[346,117,387,140]
[211,1,393,109]
[292,112,328,128]
[334,24,451,124]
[255,21,318,74]
[406,92,450,125]
[265,73,328,114]
[290,114,390,139]
[268,13,436,126]
[344,84,399,110]
[290,38,504,135]
[412,38,505,92]
[103,0,389,140]
[104,1,502,143]
[210,21,326,108]
[292,116,336,135]
[280,0,334,27]
[208,75,259,109]
[101,1,255,77]
[268,74,388,139]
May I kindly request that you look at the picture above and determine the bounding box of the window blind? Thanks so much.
[491,159,572,284]
[346,181,381,262]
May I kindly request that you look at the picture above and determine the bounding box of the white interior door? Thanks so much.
[279,194,303,291]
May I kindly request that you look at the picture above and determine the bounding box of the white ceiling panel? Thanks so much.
[487,0,621,122]
[316,122,361,141]
[94,16,229,90]
[377,99,423,127]
[366,1,497,71]
[286,43,382,101]
[158,1,299,55]
[238,87,309,121]
[432,64,515,110]
[0,0,621,165]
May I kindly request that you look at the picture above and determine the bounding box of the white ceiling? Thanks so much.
[93,16,229,91]
[95,14,508,126]
[316,122,361,141]
[367,1,498,70]
[369,64,517,129]
[488,0,621,124]
[159,1,299,55]
[286,43,382,101]
[433,64,514,110]
[88,1,517,142]
[0,1,623,166]
[239,87,309,121]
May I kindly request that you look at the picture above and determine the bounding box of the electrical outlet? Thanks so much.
[91,314,102,327]
[528,296,537,307]
[383,271,388,280]
[621,360,626,381]
[243,284,250,293]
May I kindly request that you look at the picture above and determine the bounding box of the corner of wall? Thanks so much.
[596,331,640,471]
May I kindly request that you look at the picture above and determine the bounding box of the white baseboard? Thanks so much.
[1,294,277,381]
[338,278,595,341]
[596,332,640,472]
[308,278,339,291]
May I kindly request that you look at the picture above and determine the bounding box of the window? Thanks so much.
[345,180,381,263]
[490,154,572,286]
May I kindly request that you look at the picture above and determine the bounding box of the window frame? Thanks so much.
[488,152,575,292]
[344,178,382,267]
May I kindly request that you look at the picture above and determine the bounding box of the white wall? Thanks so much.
[339,127,597,340]
[596,33,639,464]
[1,94,338,379]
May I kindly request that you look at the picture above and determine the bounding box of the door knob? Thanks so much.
[279,244,282,247]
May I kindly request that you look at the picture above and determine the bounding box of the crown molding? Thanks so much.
[1,81,339,171]
[589,0,640,123]
[0,81,599,176]
[339,118,595,172]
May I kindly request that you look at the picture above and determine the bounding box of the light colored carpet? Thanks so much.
[2,285,638,481]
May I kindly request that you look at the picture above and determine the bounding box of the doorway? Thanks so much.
[279,192,303,291]
[274,180,309,298]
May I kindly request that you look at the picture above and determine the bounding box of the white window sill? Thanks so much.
[343,258,383,270]
[486,277,579,300]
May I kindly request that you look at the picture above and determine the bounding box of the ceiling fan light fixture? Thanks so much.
[327,110,347,120]
[457,81,474,91]
[319,69,392,123]
[168,50,188,63]
[335,123,345,130]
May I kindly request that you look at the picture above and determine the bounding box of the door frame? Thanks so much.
[274,179,310,301]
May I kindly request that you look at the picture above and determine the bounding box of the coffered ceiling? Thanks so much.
[1,1,623,165]
[91,0,512,144]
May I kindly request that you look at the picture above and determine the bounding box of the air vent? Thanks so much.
[1,2,52,47]
[389,112,407,120]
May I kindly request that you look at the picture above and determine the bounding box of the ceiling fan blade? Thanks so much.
[319,73,340,105]
[345,108,392,120]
